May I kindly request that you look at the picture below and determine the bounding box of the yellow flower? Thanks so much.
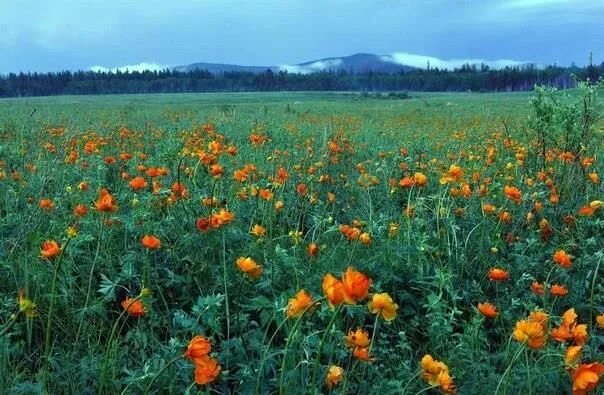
[18,290,37,318]
[236,257,262,279]
[367,293,398,321]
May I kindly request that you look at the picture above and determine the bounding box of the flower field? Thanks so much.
[0,87,602,394]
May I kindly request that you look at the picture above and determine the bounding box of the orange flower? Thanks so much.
[550,284,569,297]
[345,328,370,348]
[440,164,463,184]
[39,198,55,211]
[414,172,428,187]
[193,355,221,385]
[552,309,588,345]
[307,242,319,257]
[141,235,161,250]
[420,354,456,394]
[341,267,371,304]
[95,188,118,212]
[286,290,314,318]
[121,297,146,317]
[258,188,273,201]
[504,185,522,203]
[129,176,147,190]
[572,363,604,395]
[477,302,498,319]
[553,250,572,269]
[236,257,262,279]
[368,293,398,321]
[487,268,509,282]
[325,365,344,390]
[596,314,604,329]
[482,203,497,215]
[399,176,415,188]
[322,274,345,306]
[250,224,266,238]
[359,232,372,245]
[565,345,582,369]
[531,281,545,295]
[40,240,61,260]
[209,209,235,228]
[73,204,88,217]
[183,335,212,360]
[353,346,373,361]
[196,217,210,232]
[513,319,547,349]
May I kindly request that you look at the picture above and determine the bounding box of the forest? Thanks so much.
[0,62,602,97]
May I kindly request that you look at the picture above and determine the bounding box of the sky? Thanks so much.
[0,0,603,74]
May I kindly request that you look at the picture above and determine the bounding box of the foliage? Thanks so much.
[0,87,602,394]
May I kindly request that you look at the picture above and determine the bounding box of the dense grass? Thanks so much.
[0,89,602,394]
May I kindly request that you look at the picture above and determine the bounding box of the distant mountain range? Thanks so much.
[90,53,532,75]
[173,53,418,74]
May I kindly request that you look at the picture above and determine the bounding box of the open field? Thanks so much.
[0,89,602,394]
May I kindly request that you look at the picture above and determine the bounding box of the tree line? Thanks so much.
[0,62,601,97]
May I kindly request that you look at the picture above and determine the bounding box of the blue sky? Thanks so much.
[0,0,602,73]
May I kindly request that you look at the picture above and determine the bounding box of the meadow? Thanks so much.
[0,87,602,394]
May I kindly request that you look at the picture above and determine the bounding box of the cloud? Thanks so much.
[381,52,529,70]
[89,62,168,73]
[279,59,343,74]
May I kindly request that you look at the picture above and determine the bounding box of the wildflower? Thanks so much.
[565,345,582,369]
[487,268,509,282]
[236,257,262,279]
[193,355,221,385]
[420,354,456,394]
[399,176,415,188]
[66,226,78,238]
[551,309,588,345]
[550,284,569,297]
[183,335,212,360]
[345,328,370,348]
[250,224,266,238]
[597,314,604,330]
[258,188,273,201]
[325,365,344,390]
[196,217,210,232]
[368,293,398,321]
[531,281,545,295]
[39,198,55,211]
[588,172,600,184]
[141,235,161,250]
[572,363,604,395]
[414,172,428,187]
[129,176,147,190]
[440,165,463,184]
[209,209,235,228]
[40,240,61,260]
[18,290,37,318]
[95,188,118,212]
[342,267,371,304]
[359,232,372,245]
[121,297,146,317]
[504,185,522,203]
[286,290,314,318]
[74,204,88,217]
[513,319,547,349]
[307,242,319,257]
[477,302,498,319]
[553,250,572,269]
[353,346,372,361]
[322,273,345,306]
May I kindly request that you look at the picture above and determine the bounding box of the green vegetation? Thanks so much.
[0,88,602,394]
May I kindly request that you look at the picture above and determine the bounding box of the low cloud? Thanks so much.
[89,62,168,73]
[382,52,529,70]
[279,59,343,74]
